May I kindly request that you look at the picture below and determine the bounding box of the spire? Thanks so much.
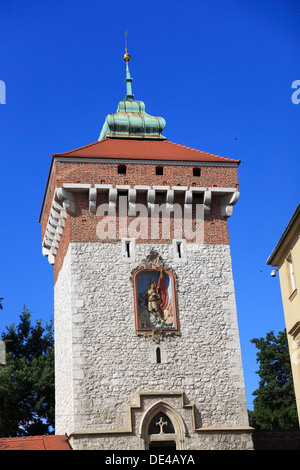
[123,31,134,100]
[98,33,166,141]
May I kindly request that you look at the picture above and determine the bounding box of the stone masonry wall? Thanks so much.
[54,240,252,449]
[54,246,74,434]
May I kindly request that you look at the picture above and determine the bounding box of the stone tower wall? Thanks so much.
[54,240,252,449]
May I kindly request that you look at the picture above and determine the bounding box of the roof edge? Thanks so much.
[0,434,71,450]
[267,203,300,265]
[39,155,55,225]
[52,138,241,164]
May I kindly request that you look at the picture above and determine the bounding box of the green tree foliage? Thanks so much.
[249,330,299,430]
[0,308,54,437]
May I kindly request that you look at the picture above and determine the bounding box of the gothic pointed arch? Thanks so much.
[139,401,186,450]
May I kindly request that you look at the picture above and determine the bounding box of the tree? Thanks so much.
[249,329,299,430]
[0,307,54,437]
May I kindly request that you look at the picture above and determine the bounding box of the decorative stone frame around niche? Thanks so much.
[131,251,180,342]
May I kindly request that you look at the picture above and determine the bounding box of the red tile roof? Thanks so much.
[0,435,71,450]
[53,138,240,164]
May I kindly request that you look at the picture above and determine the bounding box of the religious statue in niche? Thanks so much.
[133,268,178,333]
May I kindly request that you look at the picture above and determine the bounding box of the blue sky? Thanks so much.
[0,0,299,411]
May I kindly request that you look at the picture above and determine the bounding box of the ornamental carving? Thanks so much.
[132,251,179,341]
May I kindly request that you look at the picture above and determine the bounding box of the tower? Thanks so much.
[39,47,253,450]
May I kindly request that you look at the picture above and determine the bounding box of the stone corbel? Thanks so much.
[128,189,137,216]
[42,245,50,257]
[184,190,193,217]
[55,188,75,215]
[166,189,174,210]
[47,251,55,266]
[42,188,74,266]
[46,223,56,236]
[220,190,240,218]
[203,190,212,215]
[147,189,155,212]
[53,200,66,219]
[50,206,60,221]
[108,188,118,212]
[89,188,97,213]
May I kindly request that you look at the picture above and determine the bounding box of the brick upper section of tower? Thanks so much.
[40,137,240,281]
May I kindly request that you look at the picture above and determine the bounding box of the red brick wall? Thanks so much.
[53,160,239,189]
[40,159,239,282]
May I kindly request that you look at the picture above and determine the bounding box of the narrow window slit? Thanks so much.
[177,242,182,259]
[125,241,131,258]
[156,347,161,363]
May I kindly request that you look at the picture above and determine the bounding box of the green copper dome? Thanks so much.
[98,51,166,141]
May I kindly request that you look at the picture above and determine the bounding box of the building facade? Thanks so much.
[267,203,300,425]
[39,50,253,450]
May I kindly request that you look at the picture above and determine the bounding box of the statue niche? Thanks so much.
[133,267,179,334]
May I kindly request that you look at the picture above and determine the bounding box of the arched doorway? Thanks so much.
[149,440,177,450]
[139,402,185,450]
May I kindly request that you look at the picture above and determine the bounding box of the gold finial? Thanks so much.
[123,30,131,62]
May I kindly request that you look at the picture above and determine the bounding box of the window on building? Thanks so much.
[288,256,296,292]
[148,412,175,435]
[121,238,135,263]
[176,241,182,259]
[118,165,126,174]
[173,239,186,262]
[156,347,161,364]
[125,241,131,258]
[156,166,164,175]
[193,167,201,177]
